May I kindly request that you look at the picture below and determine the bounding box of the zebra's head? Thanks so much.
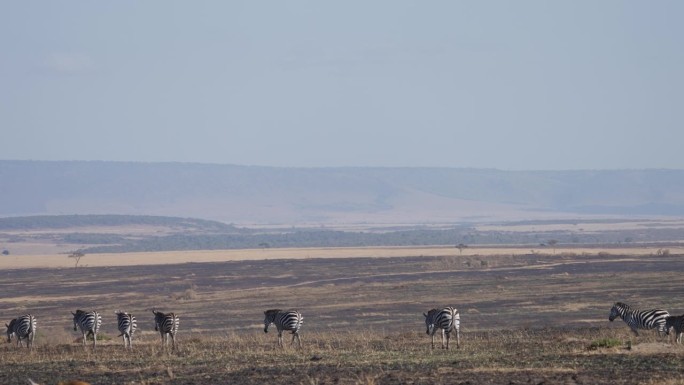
[609,302,628,322]
[665,316,676,335]
[424,309,438,335]
[5,319,15,343]
[152,310,161,331]
[71,310,82,331]
[263,309,280,333]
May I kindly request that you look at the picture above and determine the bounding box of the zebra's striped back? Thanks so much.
[152,310,179,350]
[72,310,101,349]
[5,314,36,348]
[115,310,137,348]
[665,314,684,343]
[153,311,179,335]
[264,309,304,348]
[424,307,460,349]
[72,310,101,335]
[609,302,669,336]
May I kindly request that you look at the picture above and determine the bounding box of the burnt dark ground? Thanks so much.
[2,252,684,384]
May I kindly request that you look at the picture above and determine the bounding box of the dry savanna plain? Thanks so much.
[3,245,684,384]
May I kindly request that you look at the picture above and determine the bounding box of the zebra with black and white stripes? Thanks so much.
[114,310,137,348]
[665,314,684,344]
[423,307,460,349]
[263,309,303,348]
[71,310,102,349]
[608,302,670,336]
[152,310,179,351]
[5,314,37,349]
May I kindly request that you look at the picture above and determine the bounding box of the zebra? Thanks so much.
[665,314,684,344]
[152,310,179,351]
[114,310,137,348]
[5,314,37,349]
[263,309,304,348]
[608,302,670,336]
[71,310,102,349]
[423,307,460,349]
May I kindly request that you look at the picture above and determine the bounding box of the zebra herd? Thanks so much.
[5,309,178,351]
[5,307,458,351]
[6,302,684,351]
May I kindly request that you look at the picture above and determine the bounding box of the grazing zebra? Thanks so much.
[665,314,684,344]
[5,314,37,349]
[71,310,102,349]
[423,307,460,349]
[608,302,670,336]
[152,310,179,351]
[114,310,137,348]
[263,309,304,348]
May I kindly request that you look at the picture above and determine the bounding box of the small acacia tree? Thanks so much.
[456,243,468,255]
[547,240,558,254]
[68,251,85,268]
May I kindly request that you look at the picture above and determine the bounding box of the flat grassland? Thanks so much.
[2,248,684,384]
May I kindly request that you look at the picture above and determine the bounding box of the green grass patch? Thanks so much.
[589,337,623,350]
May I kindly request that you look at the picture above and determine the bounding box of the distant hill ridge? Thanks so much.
[0,214,237,231]
[2,160,684,224]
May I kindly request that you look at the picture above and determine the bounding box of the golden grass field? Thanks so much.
[2,246,684,384]
[2,245,684,269]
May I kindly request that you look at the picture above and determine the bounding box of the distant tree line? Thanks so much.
[80,227,684,254]
[2,215,684,254]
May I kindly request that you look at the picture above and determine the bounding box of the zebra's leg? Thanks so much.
[93,332,97,350]
[291,332,302,348]
[456,328,460,349]
[82,331,87,346]
[441,329,447,349]
[278,331,284,348]
[430,332,435,349]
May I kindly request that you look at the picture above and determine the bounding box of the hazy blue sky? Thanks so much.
[2,1,682,170]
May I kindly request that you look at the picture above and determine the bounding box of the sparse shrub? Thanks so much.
[175,284,199,301]
[432,255,460,270]
[657,248,670,256]
[597,251,611,257]
[589,338,622,350]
